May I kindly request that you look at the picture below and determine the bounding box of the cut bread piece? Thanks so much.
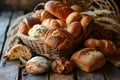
[3,44,32,60]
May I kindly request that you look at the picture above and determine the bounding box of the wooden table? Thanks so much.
[0,10,120,80]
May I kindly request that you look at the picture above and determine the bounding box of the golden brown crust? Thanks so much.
[51,57,74,74]
[41,18,66,29]
[3,44,32,60]
[18,22,28,34]
[67,21,82,38]
[71,5,84,12]
[66,12,82,25]
[40,10,55,21]
[44,1,74,21]
[71,48,106,72]
[84,38,116,56]
[26,56,49,74]
[44,29,73,49]
[80,15,93,31]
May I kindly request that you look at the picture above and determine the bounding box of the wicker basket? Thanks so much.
[18,0,120,59]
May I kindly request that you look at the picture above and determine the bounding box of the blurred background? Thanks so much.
[0,0,119,12]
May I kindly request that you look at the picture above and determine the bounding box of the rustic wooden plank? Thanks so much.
[103,63,120,80]
[0,10,24,80]
[22,69,49,80]
[50,72,75,80]
[0,11,12,57]
[76,68,105,80]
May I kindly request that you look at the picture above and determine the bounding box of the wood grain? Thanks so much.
[76,68,105,80]
[0,10,24,80]
[103,63,120,80]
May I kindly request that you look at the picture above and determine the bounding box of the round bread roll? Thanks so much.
[26,56,50,74]
[28,24,48,39]
[71,5,84,12]
[71,48,106,72]
[67,21,82,38]
[42,18,66,29]
[51,57,74,74]
[44,29,73,49]
[80,15,93,31]
[66,12,82,25]
[44,1,74,21]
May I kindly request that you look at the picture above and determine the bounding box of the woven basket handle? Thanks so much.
[33,3,45,12]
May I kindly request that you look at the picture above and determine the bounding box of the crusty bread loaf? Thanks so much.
[84,38,116,56]
[44,29,73,49]
[3,44,32,60]
[66,12,82,25]
[71,48,106,72]
[67,21,82,38]
[41,18,66,29]
[32,10,43,22]
[44,1,74,21]
[26,56,50,74]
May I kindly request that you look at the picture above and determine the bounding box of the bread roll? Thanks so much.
[67,21,82,37]
[80,15,93,31]
[19,16,40,34]
[18,22,28,34]
[84,38,116,56]
[22,16,40,30]
[44,1,74,21]
[32,10,43,22]
[3,44,32,60]
[26,56,50,74]
[28,24,48,39]
[71,48,106,72]
[51,57,74,74]
[71,5,84,12]
[42,18,66,29]
[66,12,82,25]
[44,29,73,49]
[40,10,55,21]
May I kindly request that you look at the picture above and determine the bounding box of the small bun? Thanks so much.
[44,29,73,49]
[71,48,106,72]
[28,24,48,39]
[80,15,93,31]
[51,57,74,74]
[71,5,84,12]
[66,12,82,25]
[32,10,43,22]
[67,21,82,37]
[40,10,55,21]
[18,22,28,34]
[22,16,40,30]
[42,19,66,29]
[26,56,50,74]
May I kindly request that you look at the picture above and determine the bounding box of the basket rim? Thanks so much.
[17,31,44,42]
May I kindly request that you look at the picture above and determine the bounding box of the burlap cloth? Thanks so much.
[7,12,120,68]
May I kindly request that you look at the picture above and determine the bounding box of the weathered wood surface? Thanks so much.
[0,10,120,80]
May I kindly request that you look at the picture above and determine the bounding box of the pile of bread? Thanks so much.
[3,0,117,74]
